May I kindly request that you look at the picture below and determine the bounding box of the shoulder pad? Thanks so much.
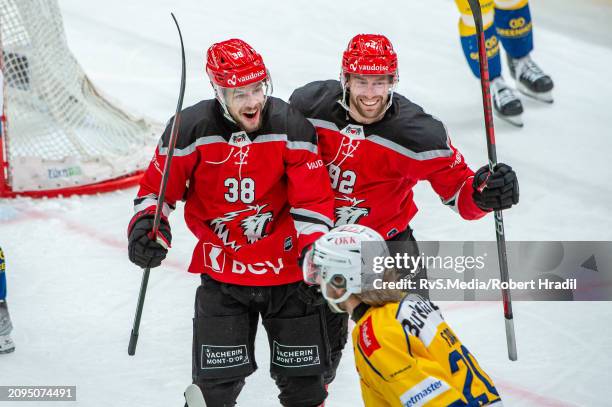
[290,80,342,118]
[366,94,452,160]
[160,99,220,151]
[261,97,317,147]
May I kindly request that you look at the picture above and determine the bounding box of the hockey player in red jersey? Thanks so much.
[290,34,518,406]
[127,39,337,407]
[290,33,519,291]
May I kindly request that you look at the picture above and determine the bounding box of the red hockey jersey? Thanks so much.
[134,97,334,286]
[290,80,487,240]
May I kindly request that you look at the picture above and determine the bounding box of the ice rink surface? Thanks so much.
[1,0,611,405]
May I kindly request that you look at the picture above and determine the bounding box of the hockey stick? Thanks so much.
[128,12,186,356]
[466,0,517,361]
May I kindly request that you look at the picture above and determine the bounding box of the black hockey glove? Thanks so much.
[472,163,519,211]
[128,209,172,269]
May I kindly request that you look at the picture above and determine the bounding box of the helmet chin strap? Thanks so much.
[327,301,346,314]
[212,83,238,124]
[322,282,352,313]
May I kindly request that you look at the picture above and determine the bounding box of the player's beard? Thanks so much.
[349,93,389,124]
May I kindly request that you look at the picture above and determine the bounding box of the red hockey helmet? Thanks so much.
[206,39,268,88]
[341,34,398,77]
[339,34,399,113]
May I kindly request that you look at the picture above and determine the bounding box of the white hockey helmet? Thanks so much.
[303,224,388,312]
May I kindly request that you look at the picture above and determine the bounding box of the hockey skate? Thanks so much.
[0,300,15,354]
[508,54,554,103]
[184,384,206,407]
[491,77,524,127]
[0,334,15,354]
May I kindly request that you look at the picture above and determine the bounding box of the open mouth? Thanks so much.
[242,109,259,120]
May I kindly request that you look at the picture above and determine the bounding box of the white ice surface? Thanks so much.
[1,0,611,406]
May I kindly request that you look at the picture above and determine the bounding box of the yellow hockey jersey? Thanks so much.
[351,294,502,407]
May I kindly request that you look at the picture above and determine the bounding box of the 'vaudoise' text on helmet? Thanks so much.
[341,34,398,77]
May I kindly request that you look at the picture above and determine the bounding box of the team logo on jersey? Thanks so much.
[229,131,252,148]
[210,204,273,251]
[340,124,365,140]
[335,196,370,226]
[359,316,381,357]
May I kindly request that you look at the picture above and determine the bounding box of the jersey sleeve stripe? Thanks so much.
[134,194,174,217]
[251,134,318,153]
[307,118,340,131]
[252,134,287,143]
[292,221,329,237]
[157,135,226,157]
[286,140,318,154]
[290,208,333,227]
[441,178,469,214]
[367,135,453,161]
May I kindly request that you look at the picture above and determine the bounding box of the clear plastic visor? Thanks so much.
[302,249,351,305]
[216,78,272,111]
[347,74,395,95]
[339,73,398,113]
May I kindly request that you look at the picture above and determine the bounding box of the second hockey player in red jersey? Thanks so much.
[290,34,520,366]
[127,39,338,407]
[291,33,520,233]
[290,33,519,276]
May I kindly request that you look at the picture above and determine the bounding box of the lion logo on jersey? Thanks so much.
[210,204,273,250]
[241,210,273,244]
[335,196,370,226]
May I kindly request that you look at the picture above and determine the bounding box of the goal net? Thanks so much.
[0,0,161,197]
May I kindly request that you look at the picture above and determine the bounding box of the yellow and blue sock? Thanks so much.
[456,0,502,79]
